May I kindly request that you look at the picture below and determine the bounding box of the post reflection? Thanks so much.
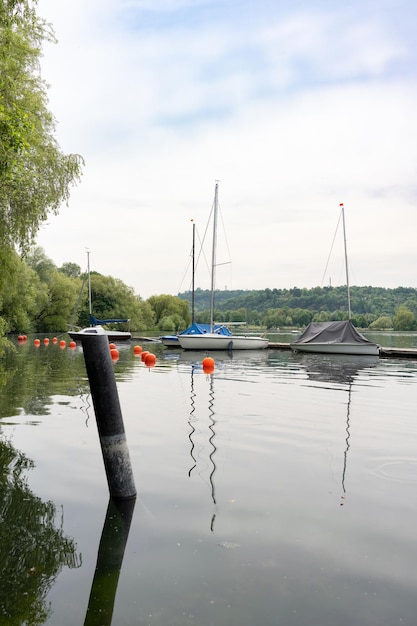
[84,497,136,626]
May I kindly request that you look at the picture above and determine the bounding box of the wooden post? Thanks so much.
[79,333,136,500]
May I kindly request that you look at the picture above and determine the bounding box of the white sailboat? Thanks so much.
[178,183,268,351]
[160,219,234,347]
[290,203,379,356]
[68,251,131,342]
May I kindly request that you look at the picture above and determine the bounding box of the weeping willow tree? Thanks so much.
[0,0,83,348]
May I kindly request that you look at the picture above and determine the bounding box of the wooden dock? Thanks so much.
[133,336,417,360]
[267,342,417,359]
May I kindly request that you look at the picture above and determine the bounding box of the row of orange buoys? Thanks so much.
[28,337,214,372]
[32,337,76,349]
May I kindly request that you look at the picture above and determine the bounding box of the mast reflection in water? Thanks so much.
[301,353,378,505]
[187,363,217,530]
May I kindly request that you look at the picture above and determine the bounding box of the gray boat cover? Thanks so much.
[292,320,374,345]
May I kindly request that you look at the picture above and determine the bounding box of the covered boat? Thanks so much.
[290,320,379,356]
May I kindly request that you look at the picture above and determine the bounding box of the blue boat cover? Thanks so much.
[90,314,130,325]
[180,322,232,336]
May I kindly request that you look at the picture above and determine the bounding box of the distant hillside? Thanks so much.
[178,286,417,318]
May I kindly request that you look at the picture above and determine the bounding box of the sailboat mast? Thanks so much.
[191,220,195,323]
[341,203,351,320]
[209,182,219,331]
[87,250,92,321]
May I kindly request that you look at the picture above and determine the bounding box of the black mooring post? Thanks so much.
[84,497,136,626]
[79,333,136,499]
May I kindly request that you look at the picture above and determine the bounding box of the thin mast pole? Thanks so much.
[191,220,195,323]
[341,203,351,320]
[209,182,219,331]
[87,250,92,322]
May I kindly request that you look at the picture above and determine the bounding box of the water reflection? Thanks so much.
[299,353,379,386]
[188,367,197,476]
[84,497,136,626]
[0,340,90,418]
[341,382,352,504]
[0,438,81,624]
[186,362,218,531]
[207,375,217,531]
[298,354,379,505]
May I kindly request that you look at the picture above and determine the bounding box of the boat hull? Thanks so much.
[160,335,180,347]
[178,333,268,350]
[290,342,379,356]
[68,326,131,342]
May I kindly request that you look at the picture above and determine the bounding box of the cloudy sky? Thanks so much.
[36,0,417,299]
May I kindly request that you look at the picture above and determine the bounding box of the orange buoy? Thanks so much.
[69,341,77,349]
[44,338,50,345]
[144,352,156,366]
[52,337,58,344]
[110,348,119,361]
[109,342,117,350]
[59,340,66,348]
[202,357,215,369]
[34,338,41,347]
[133,344,142,355]
[141,350,150,362]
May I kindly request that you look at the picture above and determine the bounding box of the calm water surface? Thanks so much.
[1,334,417,625]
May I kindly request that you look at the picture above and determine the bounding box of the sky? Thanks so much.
[35,0,417,299]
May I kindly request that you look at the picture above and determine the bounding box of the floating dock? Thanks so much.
[267,342,417,359]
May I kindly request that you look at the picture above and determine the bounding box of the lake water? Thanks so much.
[1,333,417,625]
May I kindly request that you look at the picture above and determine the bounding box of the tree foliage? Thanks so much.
[1,245,417,342]
[76,272,156,331]
[179,285,417,327]
[0,248,44,332]
[147,294,191,331]
[393,306,416,331]
[0,0,83,252]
